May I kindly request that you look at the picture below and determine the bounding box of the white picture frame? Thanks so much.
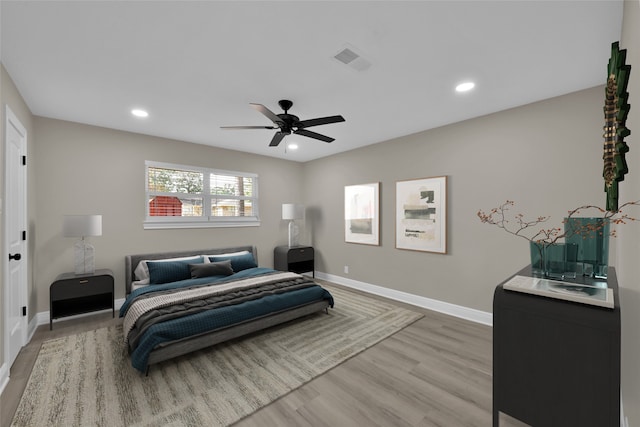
[395,176,447,253]
[345,182,380,245]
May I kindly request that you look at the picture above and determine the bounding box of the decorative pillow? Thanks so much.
[208,252,257,272]
[134,255,202,281]
[189,260,234,278]
[131,278,150,288]
[147,257,204,284]
[202,251,250,263]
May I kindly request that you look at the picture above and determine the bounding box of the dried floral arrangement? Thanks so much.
[477,200,639,246]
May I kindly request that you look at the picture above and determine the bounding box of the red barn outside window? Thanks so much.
[149,196,182,216]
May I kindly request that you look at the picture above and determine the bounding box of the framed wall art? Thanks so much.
[345,182,380,245]
[395,176,447,253]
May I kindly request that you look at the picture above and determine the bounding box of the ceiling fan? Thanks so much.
[221,100,345,147]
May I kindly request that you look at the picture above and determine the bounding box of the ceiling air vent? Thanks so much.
[334,48,359,65]
[332,45,371,72]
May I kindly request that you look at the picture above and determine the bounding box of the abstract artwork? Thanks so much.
[395,176,447,253]
[603,41,631,211]
[345,182,380,245]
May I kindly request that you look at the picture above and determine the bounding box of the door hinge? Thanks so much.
[22,155,26,166]
[22,306,27,316]
[22,230,26,241]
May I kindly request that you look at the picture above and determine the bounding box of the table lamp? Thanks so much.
[63,214,102,274]
[282,204,304,247]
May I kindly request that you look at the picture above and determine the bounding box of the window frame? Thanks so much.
[144,160,260,229]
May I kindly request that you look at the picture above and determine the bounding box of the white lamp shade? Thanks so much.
[63,215,102,237]
[282,204,304,220]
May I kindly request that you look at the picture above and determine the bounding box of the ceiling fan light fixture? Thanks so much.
[287,143,299,150]
[455,82,475,93]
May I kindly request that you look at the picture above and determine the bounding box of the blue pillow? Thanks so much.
[208,252,257,272]
[147,257,204,284]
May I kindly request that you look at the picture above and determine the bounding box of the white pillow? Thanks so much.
[133,255,203,281]
[131,280,150,291]
[202,251,250,263]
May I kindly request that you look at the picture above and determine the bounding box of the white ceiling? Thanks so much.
[0,1,624,162]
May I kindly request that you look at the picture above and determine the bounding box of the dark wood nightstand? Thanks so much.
[50,269,115,330]
[274,246,314,277]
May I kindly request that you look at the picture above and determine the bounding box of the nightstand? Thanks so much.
[274,246,314,277]
[50,269,115,330]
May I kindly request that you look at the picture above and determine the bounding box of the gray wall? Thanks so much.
[33,117,305,309]
[32,86,607,317]
[304,86,605,313]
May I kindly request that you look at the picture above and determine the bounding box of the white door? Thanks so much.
[4,106,28,369]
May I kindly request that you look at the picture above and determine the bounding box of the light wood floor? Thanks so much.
[1,282,529,427]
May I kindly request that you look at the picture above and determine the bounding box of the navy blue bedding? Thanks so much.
[120,268,333,372]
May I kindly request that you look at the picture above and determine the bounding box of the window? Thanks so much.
[144,161,259,229]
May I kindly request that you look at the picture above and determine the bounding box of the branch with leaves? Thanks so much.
[477,199,640,246]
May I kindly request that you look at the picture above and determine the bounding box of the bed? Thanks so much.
[121,245,334,373]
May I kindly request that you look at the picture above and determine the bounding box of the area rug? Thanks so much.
[11,286,422,427]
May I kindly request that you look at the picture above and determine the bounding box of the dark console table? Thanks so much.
[493,266,620,427]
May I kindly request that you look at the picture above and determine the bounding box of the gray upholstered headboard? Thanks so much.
[125,245,257,294]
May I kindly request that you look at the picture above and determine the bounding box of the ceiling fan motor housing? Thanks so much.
[277,113,299,133]
[278,99,293,112]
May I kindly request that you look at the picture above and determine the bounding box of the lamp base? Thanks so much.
[74,240,95,275]
[288,220,300,247]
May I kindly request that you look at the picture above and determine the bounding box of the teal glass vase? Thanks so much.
[544,242,577,280]
[529,241,545,276]
[564,217,610,279]
[529,241,578,280]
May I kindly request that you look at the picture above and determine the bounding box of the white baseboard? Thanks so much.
[621,396,628,427]
[316,272,493,326]
[27,314,38,342]
[0,362,8,396]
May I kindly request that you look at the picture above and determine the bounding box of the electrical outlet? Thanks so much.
[344,265,349,274]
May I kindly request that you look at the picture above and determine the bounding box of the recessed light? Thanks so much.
[131,109,149,118]
[455,82,475,93]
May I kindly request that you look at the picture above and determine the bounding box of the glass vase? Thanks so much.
[544,242,577,280]
[529,241,578,280]
[564,217,610,279]
[529,241,545,276]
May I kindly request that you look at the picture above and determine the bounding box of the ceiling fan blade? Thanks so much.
[269,132,287,147]
[297,115,345,129]
[220,125,275,129]
[250,103,283,125]
[294,129,335,143]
